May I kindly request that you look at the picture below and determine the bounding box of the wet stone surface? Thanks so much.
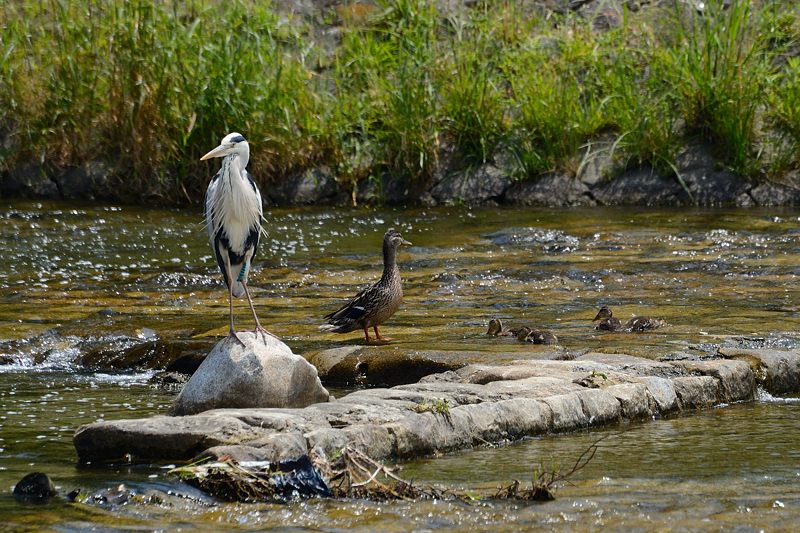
[73,349,799,466]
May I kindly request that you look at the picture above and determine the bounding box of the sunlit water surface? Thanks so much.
[0,202,798,530]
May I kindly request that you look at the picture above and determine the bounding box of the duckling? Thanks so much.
[592,306,622,331]
[593,306,664,332]
[527,329,559,345]
[320,228,411,344]
[514,325,532,341]
[487,318,512,336]
[487,320,558,344]
[625,315,665,332]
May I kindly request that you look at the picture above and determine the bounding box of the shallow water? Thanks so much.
[0,201,799,530]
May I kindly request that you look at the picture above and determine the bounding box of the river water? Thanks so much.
[0,202,798,530]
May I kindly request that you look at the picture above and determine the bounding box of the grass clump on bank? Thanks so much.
[1,0,799,203]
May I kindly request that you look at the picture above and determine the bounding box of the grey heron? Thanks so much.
[201,132,274,345]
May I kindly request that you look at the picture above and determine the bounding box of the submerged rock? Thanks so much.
[76,337,211,372]
[483,227,580,253]
[13,472,57,500]
[170,332,330,416]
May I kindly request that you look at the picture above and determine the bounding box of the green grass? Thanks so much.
[1,0,799,203]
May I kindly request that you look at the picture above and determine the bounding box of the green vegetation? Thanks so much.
[413,397,451,415]
[1,0,798,203]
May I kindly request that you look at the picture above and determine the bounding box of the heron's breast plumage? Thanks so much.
[205,158,262,255]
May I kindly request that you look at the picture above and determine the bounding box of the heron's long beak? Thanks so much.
[200,144,229,161]
[400,238,412,246]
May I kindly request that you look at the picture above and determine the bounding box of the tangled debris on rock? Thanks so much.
[170,455,330,503]
[169,441,603,504]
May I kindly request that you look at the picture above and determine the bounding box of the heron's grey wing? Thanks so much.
[246,170,266,238]
[245,170,263,255]
[204,169,222,241]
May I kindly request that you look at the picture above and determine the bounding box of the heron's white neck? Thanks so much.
[222,153,247,180]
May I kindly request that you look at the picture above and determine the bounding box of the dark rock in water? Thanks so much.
[149,371,190,389]
[169,332,330,416]
[430,164,511,205]
[13,472,57,500]
[165,352,207,375]
[70,483,166,507]
[356,172,427,205]
[592,166,692,206]
[267,166,341,205]
[748,181,800,206]
[504,172,594,207]
[675,143,751,206]
[76,337,211,371]
[55,160,113,200]
[1,162,59,199]
[483,227,579,253]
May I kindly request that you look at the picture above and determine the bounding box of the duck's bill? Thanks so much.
[200,144,228,161]
[401,238,412,246]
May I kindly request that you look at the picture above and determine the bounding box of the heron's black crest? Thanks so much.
[230,134,246,144]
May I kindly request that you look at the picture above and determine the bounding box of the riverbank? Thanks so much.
[3,1,800,206]
[74,346,800,467]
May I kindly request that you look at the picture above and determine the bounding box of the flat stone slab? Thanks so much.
[73,349,800,465]
[307,346,566,386]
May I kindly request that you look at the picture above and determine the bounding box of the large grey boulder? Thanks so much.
[170,332,330,416]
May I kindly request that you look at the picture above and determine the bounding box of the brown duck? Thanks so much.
[592,306,664,332]
[487,319,558,345]
[321,228,411,344]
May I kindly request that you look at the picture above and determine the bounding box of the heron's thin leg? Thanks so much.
[226,261,245,347]
[241,280,278,344]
